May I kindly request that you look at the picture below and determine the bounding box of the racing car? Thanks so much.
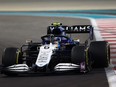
[1,22,110,76]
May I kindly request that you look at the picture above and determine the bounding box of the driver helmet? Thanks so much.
[52,26,66,36]
[52,22,62,26]
[50,22,66,36]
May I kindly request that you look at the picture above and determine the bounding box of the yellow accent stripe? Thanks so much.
[85,48,89,65]
[16,49,20,64]
[107,44,110,64]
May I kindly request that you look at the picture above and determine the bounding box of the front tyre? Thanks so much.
[71,46,90,73]
[2,47,22,76]
[71,46,85,64]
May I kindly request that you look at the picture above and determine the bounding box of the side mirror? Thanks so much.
[26,39,33,44]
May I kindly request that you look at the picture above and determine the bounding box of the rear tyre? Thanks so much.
[89,41,110,68]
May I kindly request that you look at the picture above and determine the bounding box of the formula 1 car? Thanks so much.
[1,23,110,76]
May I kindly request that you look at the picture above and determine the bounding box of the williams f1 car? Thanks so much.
[1,23,110,76]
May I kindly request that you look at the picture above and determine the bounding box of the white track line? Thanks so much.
[90,18,103,41]
[90,18,116,87]
[105,67,116,87]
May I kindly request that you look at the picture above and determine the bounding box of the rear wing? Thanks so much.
[47,25,94,40]
[65,25,93,33]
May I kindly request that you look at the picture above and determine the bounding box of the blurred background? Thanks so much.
[0,0,115,11]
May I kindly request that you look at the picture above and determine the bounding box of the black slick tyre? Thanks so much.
[71,46,85,64]
[2,47,22,76]
[71,46,91,73]
[2,47,19,67]
[89,41,110,68]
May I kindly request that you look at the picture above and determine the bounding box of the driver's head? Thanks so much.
[52,27,62,35]
[52,27,66,36]
[52,22,62,26]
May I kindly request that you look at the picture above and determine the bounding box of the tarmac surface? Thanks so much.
[0,15,109,87]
